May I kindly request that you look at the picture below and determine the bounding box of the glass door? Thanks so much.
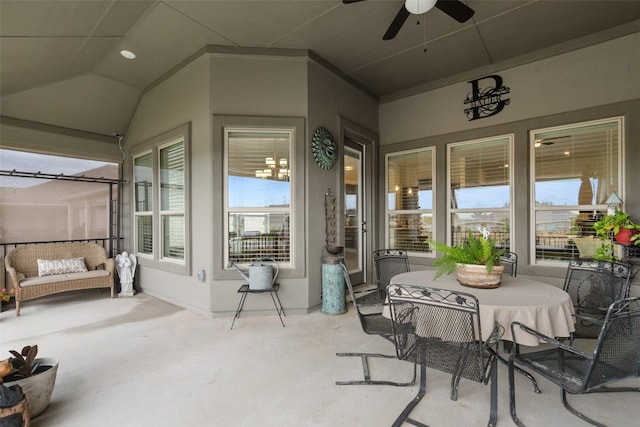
[344,141,365,284]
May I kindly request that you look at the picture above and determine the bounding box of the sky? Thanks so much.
[228,176,290,208]
[0,149,117,188]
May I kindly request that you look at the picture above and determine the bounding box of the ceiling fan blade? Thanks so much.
[383,5,410,40]
[342,0,366,3]
[435,0,475,23]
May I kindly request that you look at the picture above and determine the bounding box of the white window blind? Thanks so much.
[226,129,292,264]
[448,136,512,247]
[134,151,153,255]
[386,148,434,255]
[532,118,621,263]
[160,141,185,260]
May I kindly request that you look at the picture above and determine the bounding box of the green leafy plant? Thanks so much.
[593,243,617,262]
[2,345,40,382]
[592,209,640,260]
[429,231,506,280]
[592,210,636,237]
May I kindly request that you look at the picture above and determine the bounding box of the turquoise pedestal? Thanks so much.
[321,259,346,315]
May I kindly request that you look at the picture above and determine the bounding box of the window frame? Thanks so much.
[447,134,514,247]
[158,138,186,263]
[133,150,153,256]
[529,116,624,266]
[223,126,295,268]
[384,146,436,257]
[131,123,191,275]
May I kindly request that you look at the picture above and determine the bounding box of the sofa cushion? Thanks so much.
[37,257,88,276]
[19,270,110,287]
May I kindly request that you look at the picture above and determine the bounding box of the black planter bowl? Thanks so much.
[325,245,344,255]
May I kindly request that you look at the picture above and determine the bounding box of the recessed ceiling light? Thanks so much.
[120,50,136,60]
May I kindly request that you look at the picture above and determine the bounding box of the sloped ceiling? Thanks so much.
[1,0,639,137]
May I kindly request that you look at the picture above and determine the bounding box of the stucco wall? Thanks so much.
[125,49,378,317]
[307,61,379,308]
[377,33,640,292]
[124,55,211,314]
[379,32,640,144]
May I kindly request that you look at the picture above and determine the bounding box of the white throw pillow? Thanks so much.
[37,257,88,276]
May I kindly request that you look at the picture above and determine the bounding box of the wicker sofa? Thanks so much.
[5,242,115,316]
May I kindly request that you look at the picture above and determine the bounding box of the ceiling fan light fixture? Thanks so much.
[405,0,437,15]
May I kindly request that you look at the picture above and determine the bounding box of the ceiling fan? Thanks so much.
[343,0,475,40]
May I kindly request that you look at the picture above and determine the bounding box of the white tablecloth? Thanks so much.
[388,270,576,347]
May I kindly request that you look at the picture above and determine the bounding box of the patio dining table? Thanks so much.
[387,270,576,347]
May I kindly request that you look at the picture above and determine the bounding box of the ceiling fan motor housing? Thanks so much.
[405,0,438,15]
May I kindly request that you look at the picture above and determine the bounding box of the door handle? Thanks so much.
[361,221,367,233]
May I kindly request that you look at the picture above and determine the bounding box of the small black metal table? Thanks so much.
[231,283,285,329]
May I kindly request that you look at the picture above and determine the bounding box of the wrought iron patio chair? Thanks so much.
[387,283,501,427]
[357,249,410,305]
[501,251,518,277]
[508,297,640,427]
[335,262,416,386]
[563,259,632,339]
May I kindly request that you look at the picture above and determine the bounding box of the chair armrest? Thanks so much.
[510,321,591,359]
[358,301,387,308]
[574,312,604,325]
[104,258,115,274]
[5,266,20,288]
[484,324,504,349]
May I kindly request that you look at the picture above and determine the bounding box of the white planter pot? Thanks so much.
[571,237,603,258]
[4,357,59,418]
[455,264,504,289]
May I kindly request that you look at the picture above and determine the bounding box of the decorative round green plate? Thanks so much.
[312,127,337,170]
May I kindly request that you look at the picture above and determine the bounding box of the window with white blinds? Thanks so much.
[131,124,189,272]
[531,117,622,263]
[448,136,513,248]
[385,148,434,256]
[226,129,292,264]
[160,141,185,260]
[134,151,153,255]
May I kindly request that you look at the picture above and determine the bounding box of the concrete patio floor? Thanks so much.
[1,289,638,427]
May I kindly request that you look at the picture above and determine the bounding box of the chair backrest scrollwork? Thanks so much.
[563,259,632,338]
[373,249,410,292]
[387,283,500,384]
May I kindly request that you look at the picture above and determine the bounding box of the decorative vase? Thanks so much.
[455,264,504,289]
[3,358,59,418]
[615,228,639,246]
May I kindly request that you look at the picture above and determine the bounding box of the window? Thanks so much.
[160,141,185,260]
[448,136,513,247]
[386,148,434,255]
[132,124,189,273]
[531,118,622,263]
[134,152,153,255]
[226,129,292,264]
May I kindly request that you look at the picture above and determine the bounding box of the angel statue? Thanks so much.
[115,251,137,297]
[480,224,491,240]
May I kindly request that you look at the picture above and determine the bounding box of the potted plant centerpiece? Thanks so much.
[1,345,58,418]
[429,230,506,288]
[592,209,640,261]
